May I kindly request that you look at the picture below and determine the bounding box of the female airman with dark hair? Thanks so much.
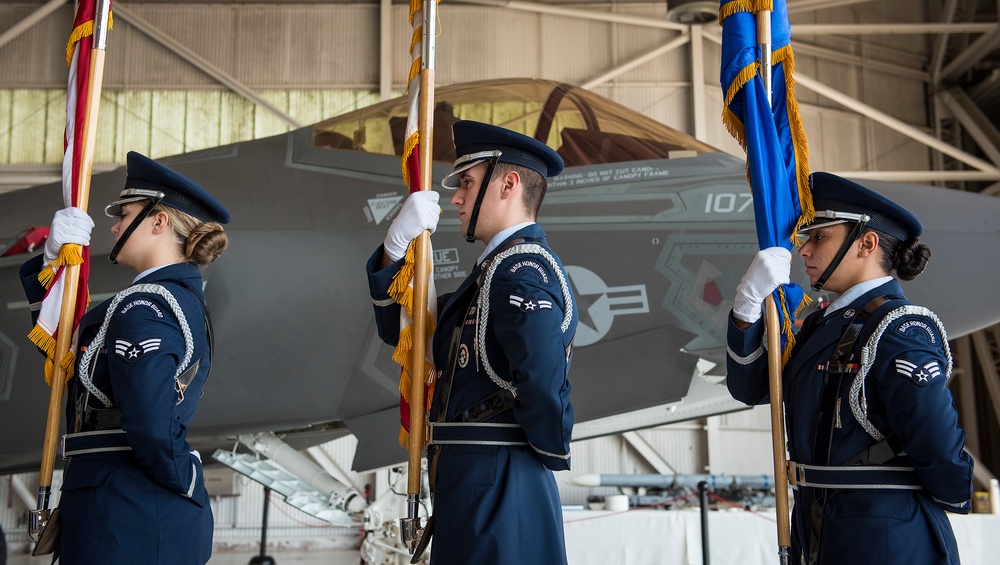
[727,172,972,565]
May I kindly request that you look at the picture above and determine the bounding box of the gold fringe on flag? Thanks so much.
[777,289,814,366]
[400,132,420,188]
[388,241,437,447]
[409,0,422,26]
[773,43,814,241]
[65,13,114,66]
[27,325,56,364]
[29,243,87,384]
[721,62,760,152]
[37,243,84,288]
[65,19,93,66]
[718,0,773,23]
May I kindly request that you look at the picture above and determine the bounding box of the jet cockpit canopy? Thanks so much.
[310,78,718,168]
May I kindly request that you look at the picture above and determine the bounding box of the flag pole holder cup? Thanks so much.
[29,506,61,556]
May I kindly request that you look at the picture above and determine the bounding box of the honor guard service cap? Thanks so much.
[441,120,564,189]
[800,172,922,240]
[105,151,231,224]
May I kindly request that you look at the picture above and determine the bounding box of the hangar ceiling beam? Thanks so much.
[937,87,1000,167]
[8,473,35,512]
[690,25,706,142]
[621,431,677,476]
[938,27,1000,83]
[972,329,1000,445]
[952,336,980,463]
[967,451,998,492]
[787,0,879,14]
[794,22,997,35]
[460,0,687,31]
[379,0,392,100]
[796,72,1000,181]
[0,0,68,50]
[113,4,301,129]
[580,33,689,91]
[929,0,960,82]
[790,41,929,82]
[838,171,1000,183]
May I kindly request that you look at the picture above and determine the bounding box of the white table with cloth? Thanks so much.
[563,508,1000,565]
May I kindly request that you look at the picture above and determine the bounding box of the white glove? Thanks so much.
[44,206,95,264]
[733,247,792,324]
[383,191,441,262]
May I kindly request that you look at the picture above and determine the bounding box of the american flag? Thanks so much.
[28,0,111,384]
[389,0,439,447]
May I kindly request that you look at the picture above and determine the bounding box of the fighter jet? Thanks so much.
[2,77,1000,483]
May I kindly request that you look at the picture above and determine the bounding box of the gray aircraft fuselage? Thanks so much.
[2,79,999,475]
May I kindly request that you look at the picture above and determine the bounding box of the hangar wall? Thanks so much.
[0,0,956,552]
[0,1,934,191]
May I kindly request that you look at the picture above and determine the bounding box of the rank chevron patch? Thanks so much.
[895,358,942,384]
[115,338,162,362]
[509,294,552,313]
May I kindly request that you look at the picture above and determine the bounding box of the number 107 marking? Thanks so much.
[705,193,753,213]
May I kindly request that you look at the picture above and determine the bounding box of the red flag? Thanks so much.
[27,1,112,384]
[389,0,438,447]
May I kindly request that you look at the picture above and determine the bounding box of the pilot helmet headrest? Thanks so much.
[441,120,564,189]
[105,151,231,225]
[799,172,921,240]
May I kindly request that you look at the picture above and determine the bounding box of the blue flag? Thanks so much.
[720,0,813,361]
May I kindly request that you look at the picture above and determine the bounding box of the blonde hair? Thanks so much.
[153,204,229,266]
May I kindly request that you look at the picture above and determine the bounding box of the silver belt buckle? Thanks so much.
[787,461,804,488]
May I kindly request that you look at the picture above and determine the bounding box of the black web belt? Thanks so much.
[62,429,131,458]
[788,462,921,490]
[427,422,527,446]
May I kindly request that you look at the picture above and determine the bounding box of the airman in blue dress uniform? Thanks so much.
[20,152,230,564]
[726,172,973,565]
[366,121,577,564]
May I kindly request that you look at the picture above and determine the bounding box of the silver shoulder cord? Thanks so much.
[78,283,196,407]
[477,243,575,397]
[849,305,952,440]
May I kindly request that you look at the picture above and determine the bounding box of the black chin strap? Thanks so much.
[465,152,502,243]
[108,197,162,264]
[812,220,868,291]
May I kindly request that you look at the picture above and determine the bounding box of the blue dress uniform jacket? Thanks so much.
[21,256,214,565]
[366,223,576,565]
[727,279,972,565]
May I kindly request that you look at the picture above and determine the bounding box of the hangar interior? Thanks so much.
[1,0,1000,561]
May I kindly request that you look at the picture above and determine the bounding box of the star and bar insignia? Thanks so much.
[114,338,162,362]
[509,294,552,313]
[895,358,942,385]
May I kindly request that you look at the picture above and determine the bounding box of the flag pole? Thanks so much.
[29,0,111,543]
[401,0,436,554]
[757,8,792,565]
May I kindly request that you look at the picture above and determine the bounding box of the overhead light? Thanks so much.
[666,0,718,25]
